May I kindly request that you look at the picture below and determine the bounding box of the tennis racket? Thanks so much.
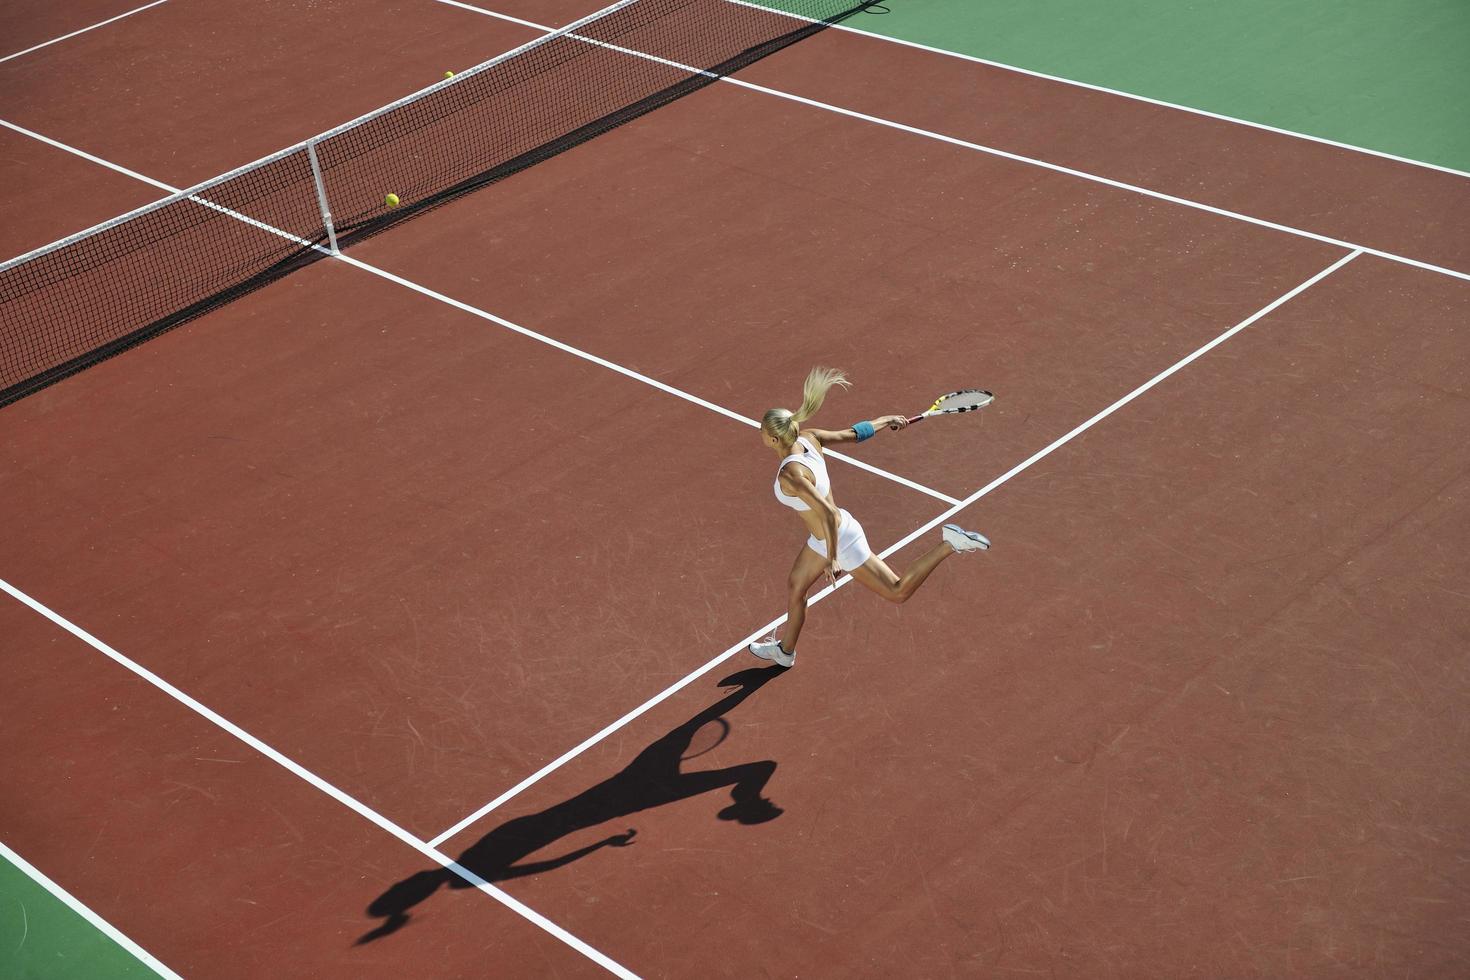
[891,389,994,428]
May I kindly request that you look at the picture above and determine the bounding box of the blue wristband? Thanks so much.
[853,420,875,442]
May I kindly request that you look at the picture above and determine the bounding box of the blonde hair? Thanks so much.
[762,367,850,447]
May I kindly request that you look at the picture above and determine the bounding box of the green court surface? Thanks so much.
[840,0,1470,172]
[0,850,158,980]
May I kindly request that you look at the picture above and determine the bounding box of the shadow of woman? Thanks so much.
[358,664,787,943]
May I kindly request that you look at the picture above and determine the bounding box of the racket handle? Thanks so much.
[890,414,924,430]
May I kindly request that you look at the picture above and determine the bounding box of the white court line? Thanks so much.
[334,254,961,504]
[0,0,170,66]
[0,839,180,979]
[436,0,1470,284]
[0,577,640,980]
[0,120,337,260]
[430,247,1364,845]
[0,118,961,506]
[0,119,175,192]
[722,0,1470,181]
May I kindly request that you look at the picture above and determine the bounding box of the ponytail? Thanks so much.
[792,366,850,424]
[762,366,850,447]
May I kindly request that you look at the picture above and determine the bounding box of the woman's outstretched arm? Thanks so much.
[806,414,909,446]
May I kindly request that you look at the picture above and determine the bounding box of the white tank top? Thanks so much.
[773,437,831,511]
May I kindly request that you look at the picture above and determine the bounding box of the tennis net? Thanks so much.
[0,0,870,407]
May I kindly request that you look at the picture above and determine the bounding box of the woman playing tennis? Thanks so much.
[749,367,990,668]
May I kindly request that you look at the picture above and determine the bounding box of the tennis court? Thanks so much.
[1,1,1466,976]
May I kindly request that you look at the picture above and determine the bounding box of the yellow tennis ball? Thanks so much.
[384,193,400,208]
[444,70,455,79]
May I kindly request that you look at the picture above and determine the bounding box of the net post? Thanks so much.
[305,139,340,255]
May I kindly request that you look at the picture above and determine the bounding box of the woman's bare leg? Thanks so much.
[780,544,831,651]
[847,541,955,604]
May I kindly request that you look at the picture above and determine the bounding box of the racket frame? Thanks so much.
[901,389,994,425]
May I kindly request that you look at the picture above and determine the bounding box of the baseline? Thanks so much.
[0,838,179,979]
[724,0,1470,180]
[433,0,1469,282]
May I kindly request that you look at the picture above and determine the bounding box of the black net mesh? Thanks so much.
[0,0,870,407]
[0,150,327,404]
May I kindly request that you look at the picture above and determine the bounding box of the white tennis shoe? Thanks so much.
[942,523,990,553]
[748,636,795,668]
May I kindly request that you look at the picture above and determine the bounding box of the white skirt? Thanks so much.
[805,509,873,572]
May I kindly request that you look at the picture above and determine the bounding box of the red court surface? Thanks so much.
[2,1,1467,977]
[731,23,1470,275]
[0,600,604,977]
[483,0,1470,273]
[0,123,164,258]
[0,0,157,59]
[0,0,536,188]
[1,256,940,837]
[424,253,1468,976]
[352,77,1349,498]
